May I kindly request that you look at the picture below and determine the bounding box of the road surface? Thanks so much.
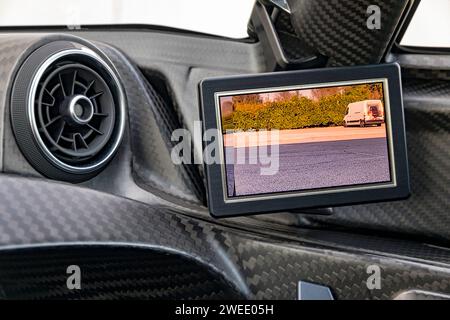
[223,125,387,147]
[225,127,390,197]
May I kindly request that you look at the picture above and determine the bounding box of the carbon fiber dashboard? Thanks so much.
[0,246,245,300]
[75,29,450,244]
[0,174,449,299]
[307,77,450,243]
[0,29,449,299]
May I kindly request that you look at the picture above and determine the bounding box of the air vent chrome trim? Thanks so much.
[68,95,95,125]
[28,47,125,174]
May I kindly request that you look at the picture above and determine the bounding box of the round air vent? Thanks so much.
[10,41,125,182]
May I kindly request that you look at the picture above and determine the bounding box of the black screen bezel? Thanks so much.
[200,63,410,218]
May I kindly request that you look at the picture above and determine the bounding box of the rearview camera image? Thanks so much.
[219,81,392,199]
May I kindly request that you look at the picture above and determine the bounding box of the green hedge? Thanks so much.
[222,84,382,131]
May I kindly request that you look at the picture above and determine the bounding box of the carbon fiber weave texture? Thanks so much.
[307,76,450,243]
[72,30,266,165]
[74,30,450,244]
[2,32,450,243]
[0,33,203,203]
[287,0,409,66]
[94,43,205,203]
[94,23,450,244]
[0,34,51,174]
[76,30,450,245]
[1,33,450,299]
[0,174,449,299]
[0,247,244,300]
[402,68,450,81]
[273,10,318,63]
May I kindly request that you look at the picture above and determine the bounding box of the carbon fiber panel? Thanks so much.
[287,0,409,66]
[2,32,450,242]
[0,174,449,299]
[1,31,450,299]
[273,10,317,63]
[94,42,204,203]
[72,30,266,163]
[0,34,51,174]
[305,75,450,243]
[0,33,203,203]
[0,246,244,300]
[71,31,450,244]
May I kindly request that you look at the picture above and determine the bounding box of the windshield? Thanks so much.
[0,0,255,38]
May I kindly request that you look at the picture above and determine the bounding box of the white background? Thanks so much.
[0,0,256,38]
[0,0,448,47]
[400,0,450,47]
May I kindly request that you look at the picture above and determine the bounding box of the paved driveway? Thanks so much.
[225,132,390,197]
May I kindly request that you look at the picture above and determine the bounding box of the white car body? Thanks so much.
[344,100,384,127]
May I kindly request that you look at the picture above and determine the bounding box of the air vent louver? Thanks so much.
[10,41,125,182]
[37,63,115,163]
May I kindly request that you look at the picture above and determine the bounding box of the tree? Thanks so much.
[311,87,344,100]
[367,83,383,100]
[232,94,262,104]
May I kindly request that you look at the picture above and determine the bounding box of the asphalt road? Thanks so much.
[225,137,391,197]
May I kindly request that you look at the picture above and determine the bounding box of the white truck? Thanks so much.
[343,100,384,127]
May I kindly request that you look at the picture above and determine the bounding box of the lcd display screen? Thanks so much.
[217,80,393,200]
[201,63,409,217]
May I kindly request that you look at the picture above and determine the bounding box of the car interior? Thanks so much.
[0,0,449,300]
